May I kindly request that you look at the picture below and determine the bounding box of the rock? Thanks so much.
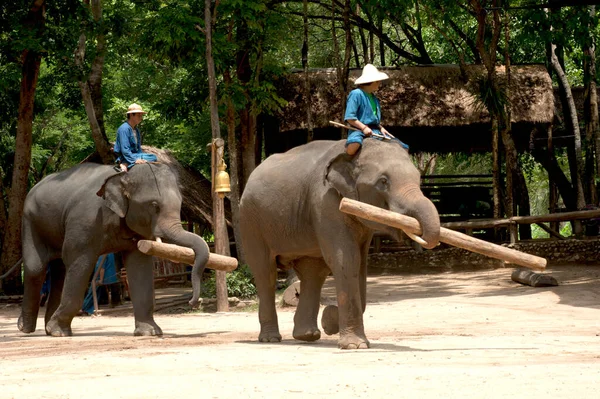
[282,281,301,307]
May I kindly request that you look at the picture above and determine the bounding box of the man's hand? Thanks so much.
[362,126,373,137]
[135,159,148,164]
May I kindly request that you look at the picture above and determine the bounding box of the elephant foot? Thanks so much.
[293,325,321,342]
[338,332,370,350]
[133,321,163,337]
[320,305,339,335]
[17,314,37,334]
[45,319,73,337]
[258,325,282,343]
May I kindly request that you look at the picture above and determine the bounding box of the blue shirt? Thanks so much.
[95,253,119,285]
[344,88,382,133]
[114,121,142,167]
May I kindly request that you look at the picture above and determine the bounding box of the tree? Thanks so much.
[0,0,46,294]
[75,0,113,164]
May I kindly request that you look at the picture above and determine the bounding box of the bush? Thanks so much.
[201,264,257,299]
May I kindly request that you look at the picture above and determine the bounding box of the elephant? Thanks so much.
[18,162,210,337]
[239,138,440,349]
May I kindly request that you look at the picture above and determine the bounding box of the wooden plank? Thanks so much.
[137,240,238,272]
[339,198,547,271]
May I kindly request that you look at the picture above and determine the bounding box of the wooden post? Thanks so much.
[339,198,547,271]
[211,139,230,312]
[205,0,229,312]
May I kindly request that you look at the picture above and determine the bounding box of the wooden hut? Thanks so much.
[265,64,554,155]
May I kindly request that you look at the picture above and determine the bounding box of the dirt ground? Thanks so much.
[2,264,600,399]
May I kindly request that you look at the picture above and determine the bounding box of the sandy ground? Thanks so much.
[1,264,600,399]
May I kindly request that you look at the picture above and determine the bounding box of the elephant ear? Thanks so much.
[324,152,358,200]
[96,173,130,218]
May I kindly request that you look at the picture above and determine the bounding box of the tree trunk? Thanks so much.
[332,0,353,136]
[378,19,385,65]
[492,118,501,219]
[0,0,46,294]
[205,0,229,312]
[0,174,6,250]
[224,70,245,265]
[583,5,599,205]
[236,21,256,187]
[75,0,112,165]
[531,147,576,210]
[549,21,585,236]
[302,0,314,143]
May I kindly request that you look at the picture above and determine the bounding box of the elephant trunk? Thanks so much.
[397,185,441,250]
[159,221,210,308]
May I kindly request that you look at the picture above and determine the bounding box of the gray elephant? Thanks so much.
[240,138,440,349]
[18,162,209,337]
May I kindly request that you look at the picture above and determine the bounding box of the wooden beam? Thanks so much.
[339,198,547,271]
[535,222,565,240]
[137,240,238,272]
[441,208,600,231]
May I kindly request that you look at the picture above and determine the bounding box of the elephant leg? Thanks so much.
[320,235,370,349]
[45,253,97,337]
[359,239,370,313]
[44,259,65,329]
[245,237,280,343]
[123,250,162,337]
[292,257,330,342]
[321,241,369,337]
[18,223,51,334]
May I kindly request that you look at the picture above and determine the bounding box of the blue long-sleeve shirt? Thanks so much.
[114,121,143,168]
[344,88,382,135]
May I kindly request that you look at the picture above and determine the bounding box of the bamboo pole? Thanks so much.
[137,240,238,272]
[339,198,547,271]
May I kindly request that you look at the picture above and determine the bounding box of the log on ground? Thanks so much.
[511,268,559,287]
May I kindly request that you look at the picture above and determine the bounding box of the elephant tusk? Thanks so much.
[155,237,162,243]
[405,231,429,247]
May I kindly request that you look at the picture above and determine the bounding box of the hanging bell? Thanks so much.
[214,158,231,198]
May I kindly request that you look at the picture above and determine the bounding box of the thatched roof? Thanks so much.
[277,64,553,132]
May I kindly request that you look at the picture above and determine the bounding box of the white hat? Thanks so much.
[354,64,389,85]
[126,103,146,114]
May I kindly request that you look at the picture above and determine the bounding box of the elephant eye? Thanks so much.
[151,201,160,212]
[377,176,389,190]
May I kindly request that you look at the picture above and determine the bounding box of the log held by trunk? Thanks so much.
[339,198,547,271]
[137,240,238,272]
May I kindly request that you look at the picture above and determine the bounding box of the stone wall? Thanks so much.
[367,239,600,273]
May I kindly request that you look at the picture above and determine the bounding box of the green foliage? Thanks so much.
[201,264,257,299]
[431,152,492,176]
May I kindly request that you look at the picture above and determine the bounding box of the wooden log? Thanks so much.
[339,198,547,271]
[137,240,238,272]
[511,268,559,287]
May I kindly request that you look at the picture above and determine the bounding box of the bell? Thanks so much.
[214,158,231,198]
